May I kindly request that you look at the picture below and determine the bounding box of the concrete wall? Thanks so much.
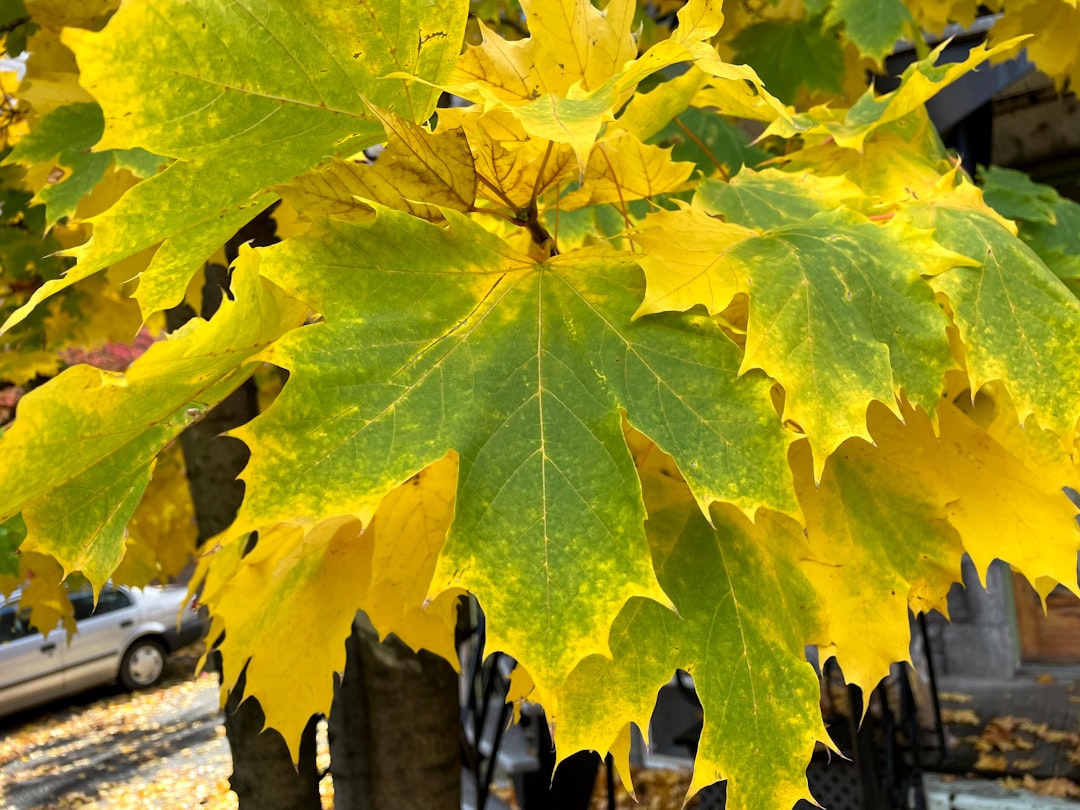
[922,557,1019,680]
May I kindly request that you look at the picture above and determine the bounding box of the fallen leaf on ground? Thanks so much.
[939,691,974,704]
[975,753,1009,771]
[941,708,981,725]
[1019,774,1080,798]
[1017,720,1080,745]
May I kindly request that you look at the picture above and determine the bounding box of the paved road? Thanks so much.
[0,650,231,809]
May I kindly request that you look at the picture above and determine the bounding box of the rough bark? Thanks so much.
[176,210,461,808]
[173,360,322,808]
[328,613,461,810]
[225,668,322,810]
[171,211,322,810]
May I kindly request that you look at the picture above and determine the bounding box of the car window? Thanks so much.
[71,587,133,621]
[0,604,31,642]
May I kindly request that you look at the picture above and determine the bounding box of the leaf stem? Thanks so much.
[468,206,517,223]
[529,141,554,209]
[675,117,729,180]
[596,144,636,251]
[475,173,519,210]
[474,157,557,255]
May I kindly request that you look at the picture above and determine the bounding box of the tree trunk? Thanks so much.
[176,212,462,808]
[329,613,461,809]
[225,668,323,809]
[171,228,323,810]
[175,367,323,809]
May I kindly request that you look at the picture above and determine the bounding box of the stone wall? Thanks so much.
[921,557,1019,680]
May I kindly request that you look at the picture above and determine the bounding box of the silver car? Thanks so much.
[0,584,209,717]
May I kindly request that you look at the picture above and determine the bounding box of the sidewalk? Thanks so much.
[924,672,1080,806]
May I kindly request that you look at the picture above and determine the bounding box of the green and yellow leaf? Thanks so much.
[766,38,1029,150]
[4,0,469,326]
[0,254,306,588]
[559,440,830,810]
[919,206,1080,444]
[232,206,794,696]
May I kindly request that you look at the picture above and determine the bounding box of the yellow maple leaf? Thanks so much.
[426,106,579,211]
[781,109,947,187]
[72,165,149,223]
[445,0,634,164]
[0,351,60,386]
[766,37,1029,151]
[936,399,1080,593]
[795,402,967,692]
[990,0,1080,90]
[907,0,979,36]
[15,551,75,640]
[558,130,694,211]
[204,456,464,754]
[444,0,786,168]
[113,443,197,588]
[945,374,1080,495]
[632,207,756,318]
[207,516,372,758]
[25,0,119,32]
[280,109,477,223]
[451,0,636,104]
[364,452,463,666]
[19,29,93,120]
[617,66,710,142]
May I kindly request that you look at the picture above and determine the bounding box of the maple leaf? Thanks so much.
[989,0,1080,90]
[112,444,198,588]
[558,438,830,810]
[3,102,162,228]
[779,122,955,215]
[638,185,965,474]
[444,0,786,166]
[445,0,636,162]
[0,255,306,588]
[204,515,370,758]
[358,452,464,665]
[20,0,119,32]
[905,0,979,36]
[917,205,1080,444]
[557,130,695,211]
[280,108,477,224]
[729,16,846,104]
[632,207,757,319]
[616,67,710,143]
[2,0,469,328]
[437,107,580,211]
[934,397,1080,592]
[694,169,866,229]
[793,402,967,691]
[12,551,75,640]
[203,453,464,756]
[228,205,795,696]
[5,2,1080,805]
[979,165,1061,225]
[766,37,1030,150]
[980,166,1080,297]
[822,0,915,63]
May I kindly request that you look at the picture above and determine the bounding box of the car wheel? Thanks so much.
[119,639,166,690]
